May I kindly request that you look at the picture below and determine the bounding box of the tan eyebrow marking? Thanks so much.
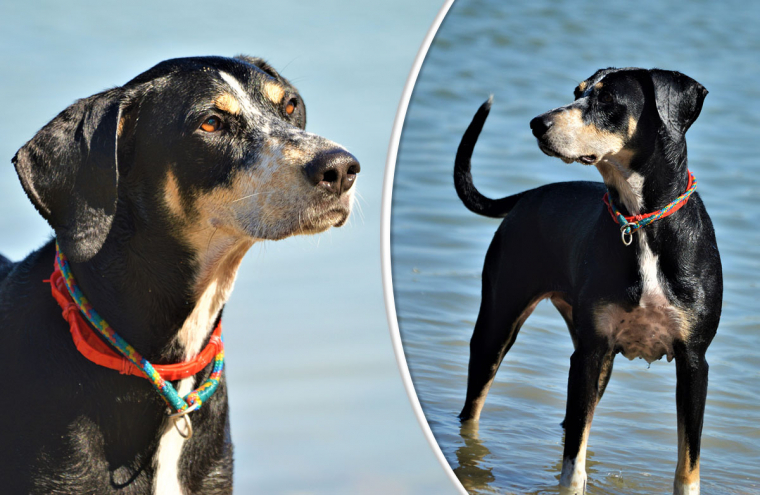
[214,93,241,115]
[594,82,603,90]
[262,80,285,105]
[219,71,260,116]
[578,81,588,92]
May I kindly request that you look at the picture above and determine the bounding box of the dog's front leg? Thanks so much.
[673,343,709,495]
[559,345,610,495]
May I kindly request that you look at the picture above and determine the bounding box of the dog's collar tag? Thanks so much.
[49,242,225,424]
[603,170,697,245]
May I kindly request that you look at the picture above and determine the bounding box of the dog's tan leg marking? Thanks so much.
[262,80,285,105]
[674,417,701,494]
[560,422,592,494]
[214,92,241,115]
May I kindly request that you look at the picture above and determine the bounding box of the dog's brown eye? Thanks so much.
[284,99,297,115]
[601,93,613,104]
[200,116,222,132]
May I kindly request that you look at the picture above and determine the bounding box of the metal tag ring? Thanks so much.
[620,223,636,246]
[169,402,200,439]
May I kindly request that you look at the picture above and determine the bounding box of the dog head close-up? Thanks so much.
[529,67,707,214]
[2,55,362,492]
[13,55,360,267]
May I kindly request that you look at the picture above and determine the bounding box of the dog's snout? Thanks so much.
[530,116,552,138]
[304,149,361,195]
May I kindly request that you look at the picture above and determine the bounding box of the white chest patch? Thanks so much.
[594,233,689,363]
[152,377,195,495]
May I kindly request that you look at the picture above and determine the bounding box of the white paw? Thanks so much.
[559,457,587,494]
[674,478,699,495]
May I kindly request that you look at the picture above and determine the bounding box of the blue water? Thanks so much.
[0,1,459,493]
[392,0,760,493]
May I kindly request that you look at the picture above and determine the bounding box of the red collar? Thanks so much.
[49,266,222,381]
[602,170,695,224]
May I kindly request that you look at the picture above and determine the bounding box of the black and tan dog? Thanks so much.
[455,68,721,495]
[0,55,359,494]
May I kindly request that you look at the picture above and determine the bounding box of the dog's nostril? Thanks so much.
[304,149,361,196]
[322,169,339,184]
[530,116,551,138]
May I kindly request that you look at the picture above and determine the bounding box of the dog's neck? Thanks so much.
[596,144,689,218]
[66,220,253,364]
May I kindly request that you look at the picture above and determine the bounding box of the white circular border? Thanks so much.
[380,0,467,493]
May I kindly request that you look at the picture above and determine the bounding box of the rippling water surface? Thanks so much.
[392,0,760,493]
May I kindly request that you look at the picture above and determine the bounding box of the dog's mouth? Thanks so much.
[298,194,353,233]
[537,141,597,166]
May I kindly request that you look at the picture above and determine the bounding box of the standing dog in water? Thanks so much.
[455,68,720,495]
[0,56,359,493]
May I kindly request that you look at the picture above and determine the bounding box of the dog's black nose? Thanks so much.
[530,116,552,138]
[304,149,361,195]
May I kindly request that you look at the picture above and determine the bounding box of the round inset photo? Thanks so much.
[384,1,760,494]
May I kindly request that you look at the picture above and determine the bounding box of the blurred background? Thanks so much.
[392,0,760,494]
[0,1,460,494]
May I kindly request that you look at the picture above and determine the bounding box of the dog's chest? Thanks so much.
[594,234,689,363]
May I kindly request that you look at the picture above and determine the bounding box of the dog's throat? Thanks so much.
[595,160,644,215]
[174,238,253,360]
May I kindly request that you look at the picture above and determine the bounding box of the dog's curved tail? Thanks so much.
[454,97,525,218]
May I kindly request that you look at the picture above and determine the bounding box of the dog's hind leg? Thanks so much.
[459,234,550,423]
[673,343,709,495]
[559,343,613,495]
[459,293,542,422]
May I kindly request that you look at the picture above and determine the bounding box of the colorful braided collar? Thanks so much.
[603,170,697,246]
[49,242,224,434]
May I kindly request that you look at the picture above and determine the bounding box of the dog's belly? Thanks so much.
[594,297,689,363]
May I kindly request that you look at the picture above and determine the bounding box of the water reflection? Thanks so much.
[455,421,496,492]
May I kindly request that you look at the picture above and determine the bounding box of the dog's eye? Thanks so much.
[200,116,223,132]
[284,98,297,116]
[600,93,614,104]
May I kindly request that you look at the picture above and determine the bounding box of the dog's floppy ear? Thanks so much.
[650,69,708,137]
[12,88,125,263]
[234,55,282,80]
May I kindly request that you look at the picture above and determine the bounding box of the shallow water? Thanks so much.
[391,0,760,493]
[0,1,457,493]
